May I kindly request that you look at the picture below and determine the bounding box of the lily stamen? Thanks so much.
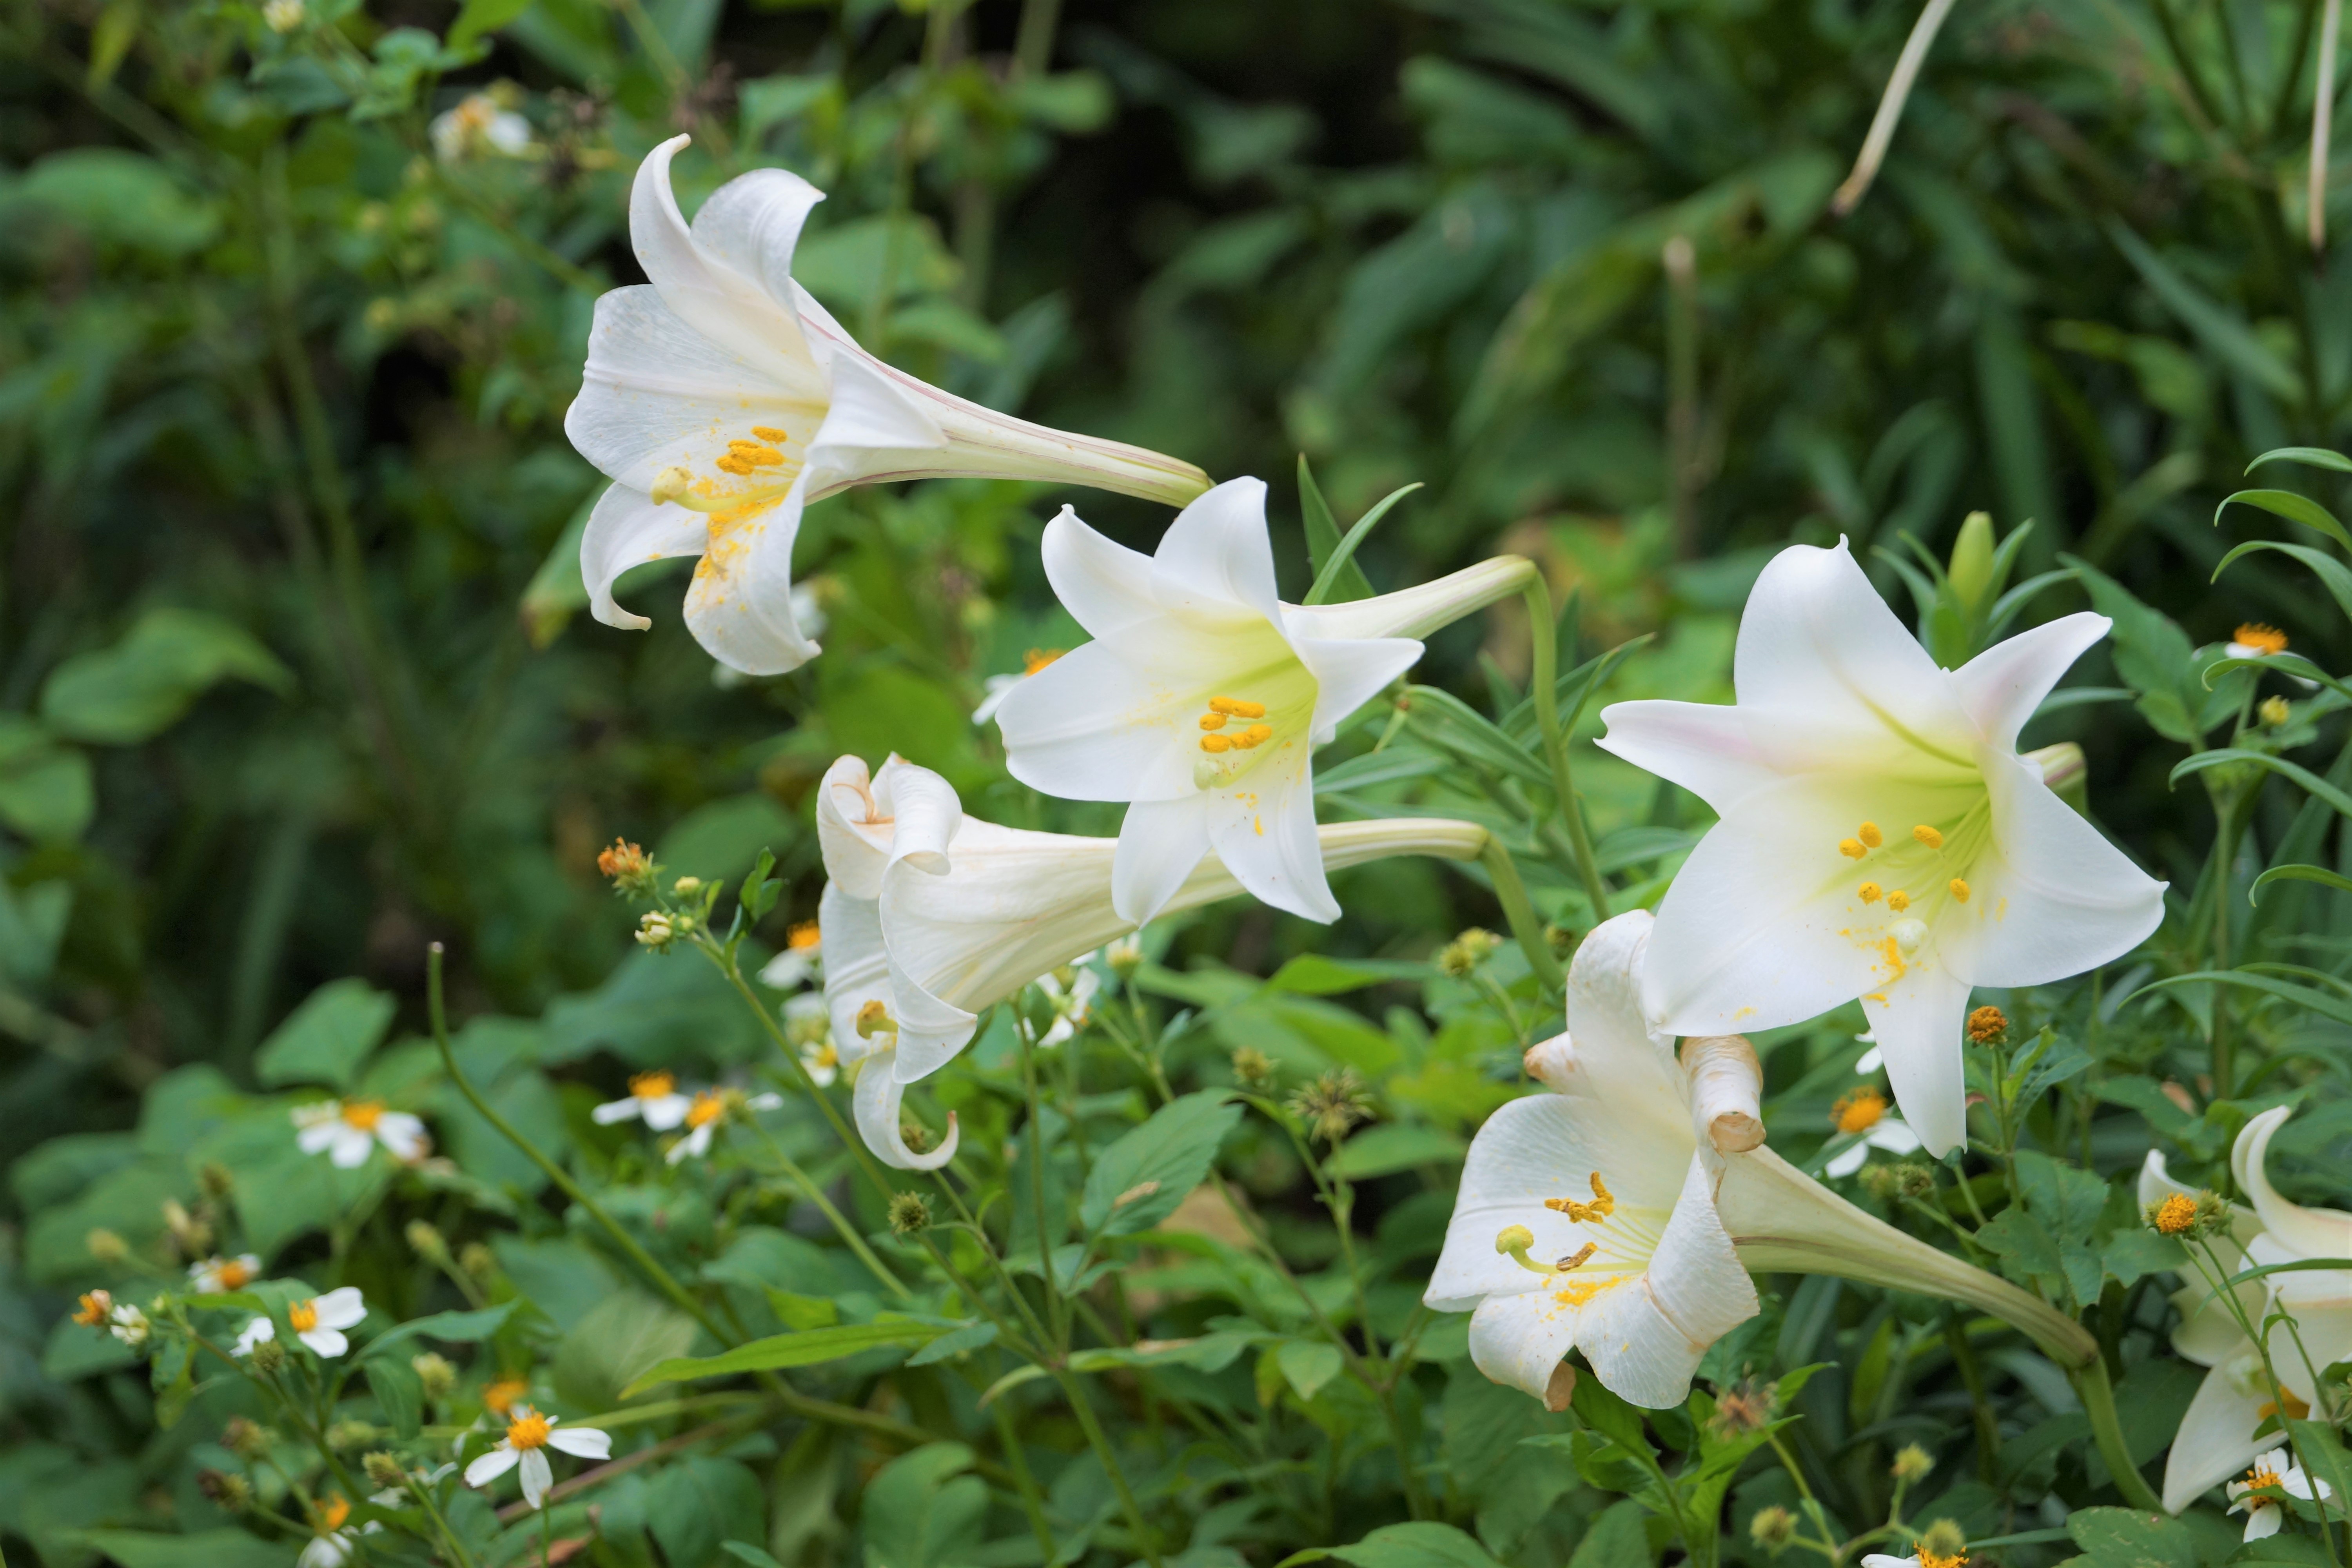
[1544,1171,1616,1223]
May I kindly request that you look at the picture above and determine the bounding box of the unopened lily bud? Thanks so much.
[2261,695,2293,727]
[887,1192,932,1236]
[1750,1505,1797,1551]
[363,1451,407,1488]
[87,1228,129,1262]
[411,1351,456,1397]
[1892,1443,1934,1481]
[199,1469,254,1509]
[222,1416,272,1460]
[249,1336,286,1373]
[1947,511,1996,610]
[2025,741,2087,811]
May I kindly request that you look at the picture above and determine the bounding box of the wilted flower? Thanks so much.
[198,1469,253,1510]
[1708,1377,1777,1437]
[71,1289,112,1328]
[597,838,653,891]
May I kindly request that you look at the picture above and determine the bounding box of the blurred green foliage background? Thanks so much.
[1,0,2346,1231]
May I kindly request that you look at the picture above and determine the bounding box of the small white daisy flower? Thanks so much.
[591,1069,693,1131]
[760,921,824,991]
[463,1405,611,1510]
[2229,1447,2330,1541]
[189,1253,263,1293]
[666,1089,783,1165]
[241,1287,367,1359]
[1036,961,1101,1049]
[294,1100,430,1168]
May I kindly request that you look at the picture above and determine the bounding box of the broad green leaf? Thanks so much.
[447,0,532,51]
[2065,1506,2197,1568]
[2246,446,2352,475]
[370,1355,424,1439]
[1281,1521,1512,1568]
[1323,1122,1465,1179]
[0,717,94,842]
[2128,971,2352,1030]
[1079,1089,1242,1237]
[361,1301,518,1360]
[1277,1339,1345,1401]
[2172,750,2352,820]
[622,1318,948,1396]
[864,1444,988,1568]
[41,608,291,745]
[253,978,396,1091]
[1299,456,1377,603]
[11,151,221,257]
[63,1532,296,1568]
[561,1291,702,1406]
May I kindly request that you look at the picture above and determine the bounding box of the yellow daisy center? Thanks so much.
[2235,623,2289,655]
[1833,1087,1887,1135]
[685,1091,727,1129]
[289,1299,319,1332]
[341,1100,385,1131]
[506,1408,552,1449]
[2153,1193,2196,1235]
[483,1377,529,1414]
[627,1071,676,1101]
[319,1497,350,1532]
[786,921,821,952]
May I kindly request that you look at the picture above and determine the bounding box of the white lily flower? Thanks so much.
[240,1286,367,1359]
[994,478,1534,923]
[463,1405,611,1511]
[759,919,824,991]
[294,1099,430,1168]
[1822,1086,1923,1178]
[188,1253,263,1294]
[1037,962,1100,1048]
[817,752,1488,1168]
[664,1088,784,1165]
[570,136,1207,676]
[1426,909,2094,1410]
[590,1069,694,1131]
[1597,539,2165,1156]
[2229,1447,2331,1540]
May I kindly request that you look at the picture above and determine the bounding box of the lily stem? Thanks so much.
[1520,575,1612,920]
[2071,1357,2165,1512]
[1480,834,1565,991]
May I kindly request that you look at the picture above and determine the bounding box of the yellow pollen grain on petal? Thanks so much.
[749,426,789,442]
[1887,890,1911,912]
[1198,712,1228,731]
[1879,937,1907,979]
[1200,734,1233,753]
[1551,1273,1625,1308]
[290,1299,319,1332]
[1839,838,1866,859]
[1913,824,1943,849]
[1950,878,1971,903]
[1858,822,1882,847]
[628,1070,676,1100]
[1858,882,1882,904]
[505,1409,552,1450]
[726,441,786,467]
[684,1091,725,1129]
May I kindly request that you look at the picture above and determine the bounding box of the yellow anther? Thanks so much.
[855,999,897,1038]
[715,454,755,475]
[1949,878,1970,903]
[1858,822,1882,848]
[1912,824,1943,849]
[750,425,789,442]
[1200,734,1233,753]
[1556,1242,1598,1271]
[1234,724,1273,749]
[1858,882,1882,904]
[1208,697,1266,718]
[725,441,786,467]
[1198,712,1228,731]
[1839,838,1866,859]
[650,465,695,505]
[1544,1171,1615,1223]
[1887,890,1911,912]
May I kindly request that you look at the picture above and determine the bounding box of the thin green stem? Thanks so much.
[2072,1357,2166,1511]
[426,944,730,1345]
[1053,1364,1166,1568]
[1014,1015,1071,1345]
[1479,835,1564,991]
[744,1121,913,1301]
[1521,575,1611,918]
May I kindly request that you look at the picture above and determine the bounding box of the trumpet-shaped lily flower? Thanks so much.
[995,478,1535,923]
[1598,540,2164,1156]
[294,1100,430,1167]
[816,753,1488,1168]
[464,1405,611,1510]
[591,1070,694,1131]
[1425,909,2095,1410]
[570,136,1209,675]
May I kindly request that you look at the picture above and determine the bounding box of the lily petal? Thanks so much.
[679,476,820,676]
[1152,478,1283,625]
[1205,767,1338,923]
[627,135,809,384]
[853,1049,958,1171]
[1113,796,1213,926]
[2234,1107,2352,1260]
[1595,699,1781,813]
[2163,1353,2271,1512]
[581,485,709,633]
[1859,963,1972,1158]
[1950,611,2112,751]
[1575,1154,1758,1407]
[685,166,825,314]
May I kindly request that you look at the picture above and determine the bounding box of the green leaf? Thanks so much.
[903,1320,997,1367]
[1323,1123,1465,1179]
[1299,457,1377,604]
[1265,953,1431,995]
[1313,1522,1510,1568]
[2246,446,2352,475]
[1566,1498,1653,1568]
[2065,1506,2198,1568]
[447,0,532,51]
[622,1317,949,1396]
[2131,969,2352,1030]
[361,1301,518,1361]
[560,1291,702,1406]
[2252,864,2352,904]
[645,1457,767,1568]
[1277,1339,1345,1400]
[10,151,221,258]
[863,1444,988,1568]
[2105,222,2301,401]
[40,608,291,746]
[2172,750,2352,820]
[370,1355,424,1439]
[0,717,94,842]
[2213,489,2352,555]
[1307,483,1421,605]
[721,1546,789,1568]
[253,978,397,1091]
[62,1532,297,1568]
[2210,539,2352,624]
[1079,1089,1242,1237]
